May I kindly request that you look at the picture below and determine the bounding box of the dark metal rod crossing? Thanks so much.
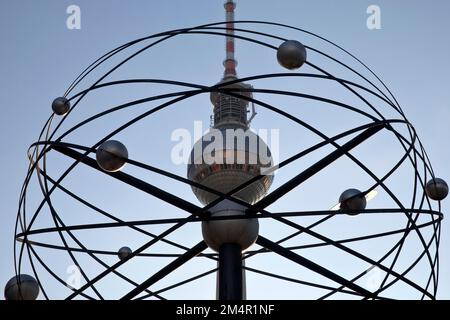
[121,241,208,300]
[256,236,377,299]
[249,122,385,213]
[52,146,204,216]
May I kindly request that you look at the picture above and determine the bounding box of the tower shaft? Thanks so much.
[218,243,243,300]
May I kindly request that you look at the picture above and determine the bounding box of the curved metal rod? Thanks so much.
[120,241,208,300]
[17,116,100,300]
[136,268,219,300]
[243,266,391,299]
[34,125,105,299]
[322,155,439,300]
[372,126,438,295]
[268,213,435,299]
[17,218,439,258]
[66,74,397,114]
[371,230,437,299]
[65,215,198,299]
[17,208,441,238]
[31,117,167,300]
[36,166,215,258]
[27,244,96,300]
[198,26,398,110]
[14,115,54,299]
[319,215,422,299]
[256,236,377,299]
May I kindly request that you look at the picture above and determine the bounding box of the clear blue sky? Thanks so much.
[1,0,449,299]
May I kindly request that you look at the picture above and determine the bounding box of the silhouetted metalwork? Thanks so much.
[12,21,443,300]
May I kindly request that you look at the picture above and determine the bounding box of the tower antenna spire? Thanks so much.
[210,0,255,129]
[223,0,237,79]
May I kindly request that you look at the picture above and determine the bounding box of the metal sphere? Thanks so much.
[426,178,448,201]
[96,140,128,172]
[187,128,274,205]
[4,274,39,300]
[277,40,307,70]
[118,246,133,260]
[202,200,259,252]
[339,188,367,214]
[51,97,70,116]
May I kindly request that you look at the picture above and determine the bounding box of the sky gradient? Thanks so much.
[1,0,450,299]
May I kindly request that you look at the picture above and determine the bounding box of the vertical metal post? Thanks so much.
[242,259,247,300]
[218,243,243,300]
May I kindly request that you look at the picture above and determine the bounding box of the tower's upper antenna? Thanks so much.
[210,0,255,129]
[223,0,237,79]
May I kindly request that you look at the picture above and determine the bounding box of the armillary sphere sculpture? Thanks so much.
[6,2,447,301]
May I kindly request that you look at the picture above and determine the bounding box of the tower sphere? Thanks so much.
[277,40,307,70]
[202,199,258,252]
[51,97,71,116]
[426,178,448,201]
[4,274,39,300]
[187,127,274,206]
[96,140,128,172]
[118,246,133,260]
[339,188,367,214]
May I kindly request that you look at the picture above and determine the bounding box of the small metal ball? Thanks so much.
[4,274,39,300]
[52,97,70,116]
[277,40,307,70]
[426,178,448,201]
[96,140,128,172]
[118,246,132,260]
[339,188,367,215]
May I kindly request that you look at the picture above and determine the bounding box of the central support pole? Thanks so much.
[218,243,243,300]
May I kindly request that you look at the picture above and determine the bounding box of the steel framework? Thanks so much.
[13,21,443,300]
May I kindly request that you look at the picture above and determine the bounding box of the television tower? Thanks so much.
[187,0,274,300]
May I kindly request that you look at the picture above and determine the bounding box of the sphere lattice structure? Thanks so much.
[12,21,444,300]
